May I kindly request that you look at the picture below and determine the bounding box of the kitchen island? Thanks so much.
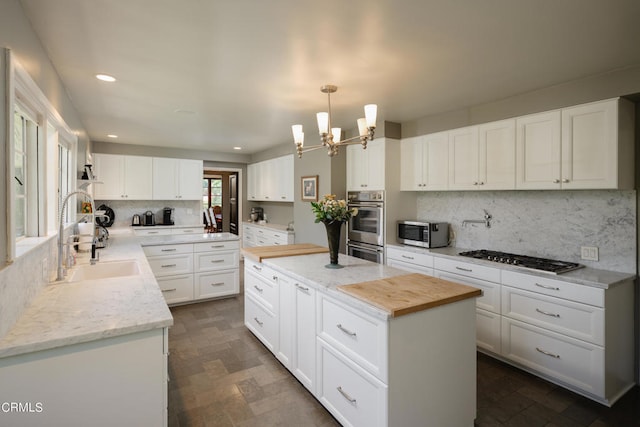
[243,248,481,427]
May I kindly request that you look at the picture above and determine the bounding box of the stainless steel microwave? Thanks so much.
[397,221,449,248]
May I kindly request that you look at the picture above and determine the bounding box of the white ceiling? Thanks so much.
[20,0,640,155]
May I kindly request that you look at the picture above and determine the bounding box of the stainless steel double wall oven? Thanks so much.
[347,190,384,263]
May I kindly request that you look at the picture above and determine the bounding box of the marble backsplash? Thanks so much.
[416,190,636,274]
[95,200,202,228]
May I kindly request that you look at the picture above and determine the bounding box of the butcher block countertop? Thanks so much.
[242,243,328,262]
[338,273,482,317]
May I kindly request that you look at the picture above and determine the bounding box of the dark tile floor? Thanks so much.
[168,288,639,427]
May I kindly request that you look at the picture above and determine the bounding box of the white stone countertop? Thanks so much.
[263,253,411,320]
[387,244,636,289]
[242,221,295,234]
[138,231,240,246]
[0,228,174,359]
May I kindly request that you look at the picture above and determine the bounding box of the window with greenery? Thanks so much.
[202,177,222,209]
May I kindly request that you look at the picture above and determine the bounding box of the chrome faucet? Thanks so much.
[462,209,493,228]
[57,190,96,281]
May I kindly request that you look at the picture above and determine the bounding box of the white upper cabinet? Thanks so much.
[560,99,634,189]
[246,154,294,202]
[93,154,153,200]
[479,119,516,190]
[400,132,448,191]
[516,110,562,189]
[152,158,203,200]
[347,138,386,191]
[448,126,480,190]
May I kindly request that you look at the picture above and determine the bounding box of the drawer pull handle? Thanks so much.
[401,255,415,260]
[536,347,560,359]
[210,259,225,263]
[536,308,560,318]
[148,231,159,234]
[535,283,560,291]
[161,264,177,268]
[253,285,264,293]
[254,317,263,326]
[336,324,357,337]
[252,265,262,271]
[210,282,225,287]
[337,386,357,404]
[455,266,472,272]
[161,288,177,292]
[183,230,193,233]
[295,283,309,292]
[161,248,177,252]
[210,245,225,248]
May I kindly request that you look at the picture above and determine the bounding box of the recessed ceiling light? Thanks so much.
[96,74,116,82]
[233,146,242,150]
[107,134,118,138]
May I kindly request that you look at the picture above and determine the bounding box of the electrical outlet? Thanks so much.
[581,246,599,261]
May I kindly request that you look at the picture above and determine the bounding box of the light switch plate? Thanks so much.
[581,246,599,261]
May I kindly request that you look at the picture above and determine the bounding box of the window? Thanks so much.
[13,105,40,239]
[202,177,222,209]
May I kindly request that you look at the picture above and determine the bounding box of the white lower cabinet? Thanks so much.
[385,246,434,276]
[143,240,240,305]
[0,328,168,427]
[317,338,387,427]
[244,259,478,426]
[242,223,295,248]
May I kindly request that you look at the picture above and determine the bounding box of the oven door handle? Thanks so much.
[348,202,383,208]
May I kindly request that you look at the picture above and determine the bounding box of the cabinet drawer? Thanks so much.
[501,317,604,397]
[386,247,433,268]
[147,254,193,277]
[245,294,277,352]
[156,274,194,305]
[193,240,240,252]
[501,270,604,307]
[434,257,501,283]
[195,269,239,299]
[244,258,276,282]
[172,227,204,235]
[317,340,387,427]
[134,228,172,237]
[435,270,500,313]
[476,308,501,354]
[143,243,192,257]
[245,270,278,312]
[386,258,434,276]
[194,250,239,272]
[502,286,604,345]
[318,295,387,382]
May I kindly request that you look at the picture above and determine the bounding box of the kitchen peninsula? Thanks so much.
[243,247,481,427]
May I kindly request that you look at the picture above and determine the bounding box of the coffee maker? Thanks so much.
[163,207,174,225]
[250,207,264,222]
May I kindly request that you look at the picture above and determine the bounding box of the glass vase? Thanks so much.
[323,220,344,269]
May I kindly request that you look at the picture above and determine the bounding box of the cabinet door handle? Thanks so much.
[252,265,262,271]
[536,347,560,359]
[336,324,357,337]
[253,285,263,293]
[401,255,415,260]
[161,264,177,268]
[455,266,472,272]
[562,179,569,183]
[295,283,309,292]
[337,386,357,404]
[210,259,225,263]
[210,282,225,287]
[272,275,278,281]
[553,179,560,184]
[161,248,177,252]
[535,283,560,291]
[536,308,560,318]
[161,288,177,292]
[254,317,263,326]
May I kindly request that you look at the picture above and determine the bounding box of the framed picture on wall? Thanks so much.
[301,175,318,201]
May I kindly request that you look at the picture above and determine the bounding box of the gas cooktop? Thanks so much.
[458,249,583,275]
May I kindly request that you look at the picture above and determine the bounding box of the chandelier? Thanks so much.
[292,84,377,158]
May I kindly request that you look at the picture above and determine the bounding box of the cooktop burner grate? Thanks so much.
[458,249,583,274]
